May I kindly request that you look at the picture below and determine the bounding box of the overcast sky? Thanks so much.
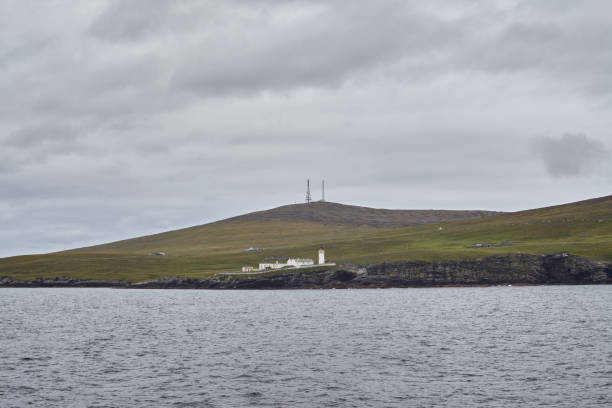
[1,0,611,257]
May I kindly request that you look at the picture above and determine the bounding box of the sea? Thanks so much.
[0,286,610,407]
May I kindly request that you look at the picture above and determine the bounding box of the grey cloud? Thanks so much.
[6,122,79,148]
[85,55,168,94]
[88,0,340,42]
[133,0,611,99]
[6,0,611,122]
[465,18,612,97]
[170,3,463,96]
[1,0,612,257]
[1,121,95,170]
[534,134,608,177]
[88,0,201,41]
[0,154,18,174]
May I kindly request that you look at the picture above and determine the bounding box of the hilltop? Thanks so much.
[222,201,501,227]
[0,195,611,282]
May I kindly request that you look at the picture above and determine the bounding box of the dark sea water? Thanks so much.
[0,286,610,407]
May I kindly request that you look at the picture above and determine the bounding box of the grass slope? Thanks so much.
[325,195,612,264]
[1,196,611,282]
[223,201,501,227]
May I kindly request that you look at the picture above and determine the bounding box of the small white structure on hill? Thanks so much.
[242,266,254,273]
[318,247,325,264]
[244,247,262,252]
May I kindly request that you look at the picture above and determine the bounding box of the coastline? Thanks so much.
[1,253,610,289]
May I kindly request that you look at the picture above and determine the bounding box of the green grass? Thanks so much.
[1,196,611,282]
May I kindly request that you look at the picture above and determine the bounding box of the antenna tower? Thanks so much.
[321,180,325,202]
[305,179,312,204]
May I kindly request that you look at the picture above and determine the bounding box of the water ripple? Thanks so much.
[0,286,611,407]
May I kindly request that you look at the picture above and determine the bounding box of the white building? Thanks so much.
[286,258,314,267]
[249,248,330,271]
[258,261,285,270]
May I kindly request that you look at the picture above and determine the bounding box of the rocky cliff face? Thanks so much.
[1,254,610,289]
[360,253,610,286]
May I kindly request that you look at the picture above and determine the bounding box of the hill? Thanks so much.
[0,196,611,282]
[61,201,499,256]
[222,201,501,227]
[324,194,612,265]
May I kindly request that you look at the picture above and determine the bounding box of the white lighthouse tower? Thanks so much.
[318,247,325,264]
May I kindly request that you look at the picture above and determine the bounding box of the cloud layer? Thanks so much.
[1,0,611,256]
[534,134,608,177]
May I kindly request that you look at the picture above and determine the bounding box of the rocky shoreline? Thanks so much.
[1,253,610,289]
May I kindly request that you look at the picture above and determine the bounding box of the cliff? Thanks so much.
[1,254,610,289]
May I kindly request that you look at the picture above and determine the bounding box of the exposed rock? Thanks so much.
[1,254,610,289]
[0,276,129,288]
[360,253,611,286]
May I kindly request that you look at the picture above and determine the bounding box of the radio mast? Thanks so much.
[321,180,325,202]
[305,179,312,204]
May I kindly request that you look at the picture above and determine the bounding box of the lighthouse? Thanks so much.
[318,247,325,264]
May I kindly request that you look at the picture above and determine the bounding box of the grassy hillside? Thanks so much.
[223,201,501,227]
[65,220,380,256]
[63,201,500,255]
[1,196,611,282]
[325,195,612,264]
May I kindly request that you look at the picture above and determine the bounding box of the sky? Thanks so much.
[1,0,611,257]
